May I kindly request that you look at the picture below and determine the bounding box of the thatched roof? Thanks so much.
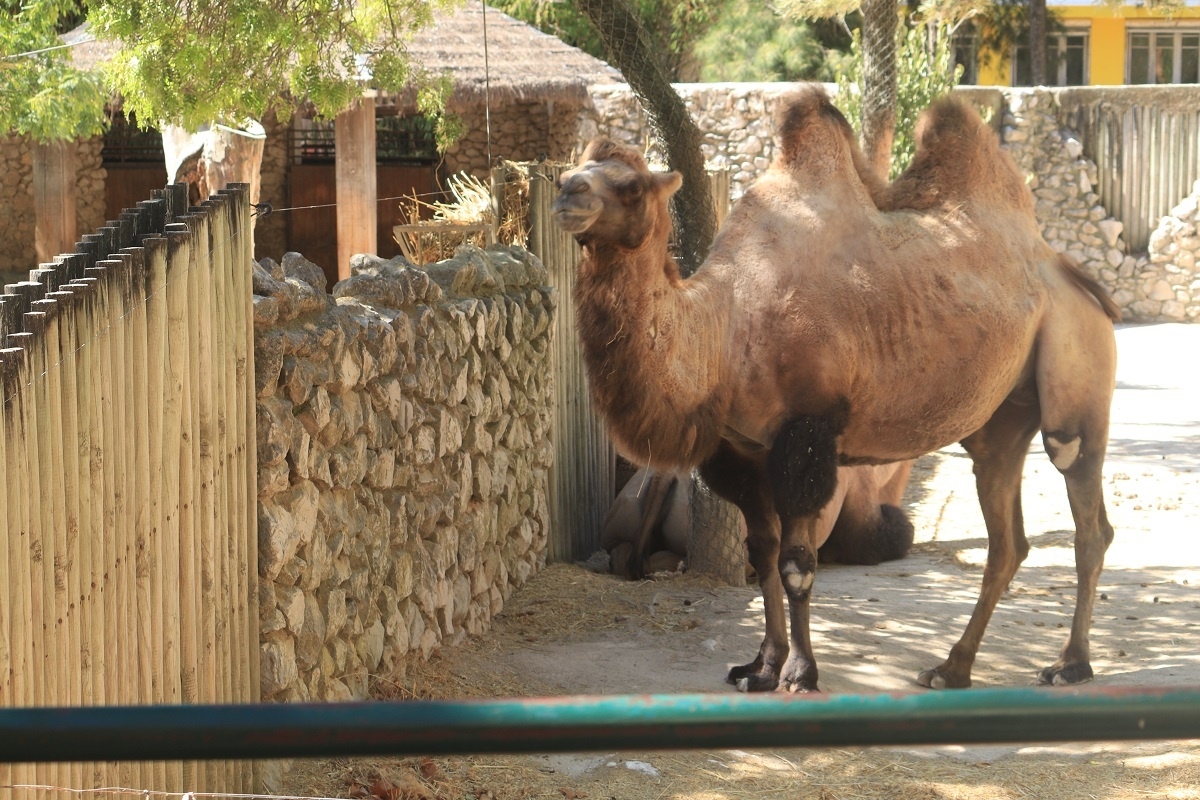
[396,4,621,111]
[64,5,620,113]
[62,22,116,74]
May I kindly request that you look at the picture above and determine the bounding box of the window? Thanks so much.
[1128,30,1200,84]
[290,114,438,165]
[1013,31,1089,86]
[953,25,979,85]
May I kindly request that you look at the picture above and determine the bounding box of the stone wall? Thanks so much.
[998,89,1197,322]
[1146,182,1200,322]
[578,83,1199,322]
[252,245,556,702]
[0,134,107,279]
[582,83,794,202]
[444,100,585,180]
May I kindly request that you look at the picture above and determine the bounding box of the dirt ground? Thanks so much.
[284,323,1200,800]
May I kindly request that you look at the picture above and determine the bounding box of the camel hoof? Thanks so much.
[916,667,969,690]
[1037,663,1094,686]
[727,664,779,693]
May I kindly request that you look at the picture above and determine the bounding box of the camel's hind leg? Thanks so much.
[1035,309,1117,685]
[918,399,1041,689]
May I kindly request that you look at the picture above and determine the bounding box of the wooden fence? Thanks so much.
[518,164,731,561]
[0,184,259,799]
[1058,87,1200,251]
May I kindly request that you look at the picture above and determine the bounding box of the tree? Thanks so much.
[777,0,899,176]
[836,19,963,178]
[693,4,852,83]
[573,0,717,276]
[1029,0,1047,85]
[494,0,722,81]
[1,0,460,141]
[0,0,108,140]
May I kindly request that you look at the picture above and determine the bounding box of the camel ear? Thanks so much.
[655,171,683,197]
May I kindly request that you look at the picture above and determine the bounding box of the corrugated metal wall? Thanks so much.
[1058,88,1200,251]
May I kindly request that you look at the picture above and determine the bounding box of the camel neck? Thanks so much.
[573,241,731,469]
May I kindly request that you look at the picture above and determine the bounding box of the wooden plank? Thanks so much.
[0,351,12,800]
[33,141,78,264]
[206,194,236,793]
[191,204,220,793]
[1,343,35,800]
[234,183,262,793]
[163,220,201,792]
[44,288,87,793]
[85,262,121,795]
[335,96,378,282]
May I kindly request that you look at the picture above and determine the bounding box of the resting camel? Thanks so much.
[553,84,1120,692]
[602,463,914,580]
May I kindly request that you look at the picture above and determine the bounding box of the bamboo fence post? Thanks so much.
[0,351,11,800]
[98,253,140,793]
[230,184,260,792]
[144,234,183,790]
[181,208,208,795]
[18,308,53,800]
[162,221,199,791]
[68,275,110,793]
[84,262,119,795]
[210,195,239,793]
[1,343,35,800]
[44,287,88,793]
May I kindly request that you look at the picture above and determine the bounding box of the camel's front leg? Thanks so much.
[776,515,824,692]
[700,445,786,692]
[767,414,845,693]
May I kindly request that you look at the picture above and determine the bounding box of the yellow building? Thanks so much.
[972,0,1200,86]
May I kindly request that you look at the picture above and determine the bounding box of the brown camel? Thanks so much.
[602,463,914,580]
[553,84,1120,693]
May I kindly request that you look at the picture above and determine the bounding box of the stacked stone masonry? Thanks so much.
[253,246,556,702]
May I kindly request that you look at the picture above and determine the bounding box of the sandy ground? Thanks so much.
[286,323,1200,800]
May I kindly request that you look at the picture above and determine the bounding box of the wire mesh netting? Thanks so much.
[686,472,747,587]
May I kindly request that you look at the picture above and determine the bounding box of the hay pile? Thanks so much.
[393,163,531,265]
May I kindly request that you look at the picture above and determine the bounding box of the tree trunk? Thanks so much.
[575,0,716,276]
[859,0,899,179]
[1029,0,1048,86]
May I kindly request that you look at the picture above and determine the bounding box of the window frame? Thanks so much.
[1011,25,1091,87]
[1126,26,1200,85]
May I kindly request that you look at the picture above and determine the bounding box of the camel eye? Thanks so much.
[616,179,644,202]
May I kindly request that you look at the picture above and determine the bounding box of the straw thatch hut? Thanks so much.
[262,4,620,281]
[0,6,619,283]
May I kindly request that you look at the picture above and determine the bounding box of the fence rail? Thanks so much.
[0,685,1198,762]
[0,184,258,800]
[1058,88,1200,251]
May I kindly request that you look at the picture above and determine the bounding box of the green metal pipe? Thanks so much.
[1,685,1198,763]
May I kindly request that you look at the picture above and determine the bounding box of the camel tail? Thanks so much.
[1059,255,1122,322]
[819,504,914,566]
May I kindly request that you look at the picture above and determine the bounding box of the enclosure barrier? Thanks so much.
[0,686,1198,763]
[0,184,258,799]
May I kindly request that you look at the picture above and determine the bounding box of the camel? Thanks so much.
[553,84,1120,693]
[602,463,914,580]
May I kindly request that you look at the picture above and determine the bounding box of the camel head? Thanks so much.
[553,138,682,250]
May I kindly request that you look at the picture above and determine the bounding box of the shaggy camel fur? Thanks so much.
[553,84,1119,692]
[602,463,914,580]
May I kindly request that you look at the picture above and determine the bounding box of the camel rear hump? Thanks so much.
[878,96,1033,214]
